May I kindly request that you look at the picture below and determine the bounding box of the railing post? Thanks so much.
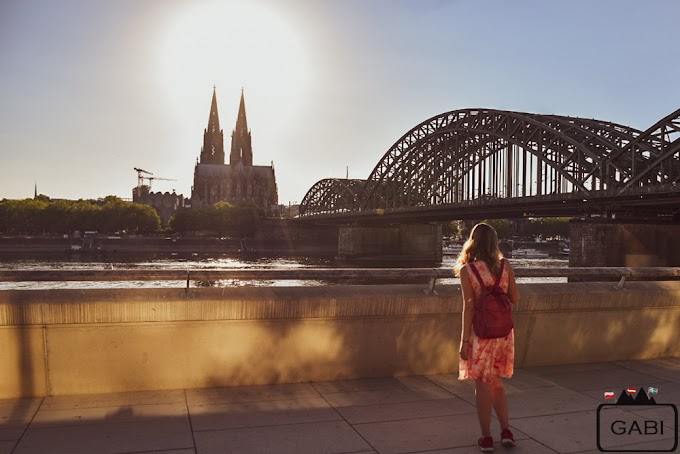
[424,269,440,295]
[615,276,627,291]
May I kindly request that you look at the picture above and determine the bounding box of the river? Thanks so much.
[0,254,568,290]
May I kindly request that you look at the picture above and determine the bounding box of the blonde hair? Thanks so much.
[454,223,504,277]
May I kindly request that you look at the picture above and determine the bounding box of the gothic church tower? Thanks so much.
[199,87,225,165]
[191,87,278,212]
[230,90,253,166]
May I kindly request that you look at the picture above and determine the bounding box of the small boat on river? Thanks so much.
[442,244,463,256]
[511,248,549,259]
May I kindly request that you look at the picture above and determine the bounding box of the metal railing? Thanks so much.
[1,267,679,294]
[1,267,680,282]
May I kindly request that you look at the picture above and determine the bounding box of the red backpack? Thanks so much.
[468,259,513,339]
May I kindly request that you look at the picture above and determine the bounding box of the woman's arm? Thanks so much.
[459,266,474,360]
[505,259,520,305]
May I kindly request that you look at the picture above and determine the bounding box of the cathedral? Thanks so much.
[191,88,278,212]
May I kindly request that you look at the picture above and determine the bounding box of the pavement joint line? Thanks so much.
[312,382,415,395]
[183,389,198,453]
[422,375,460,396]
[189,416,345,433]
[188,395,333,409]
[10,396,44,454]
[351,411,501,427]
[11,411,193,432]
[326,396,467,410]
[120,448,196,454]
[38,400,187,412]
[317,385,379,454]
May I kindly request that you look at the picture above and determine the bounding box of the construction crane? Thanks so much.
[134,167,153,190]
[144,176,177,190]
[133,168,177,197]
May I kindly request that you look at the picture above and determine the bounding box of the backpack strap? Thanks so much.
[468,259,505,287]
[467,262,485,287]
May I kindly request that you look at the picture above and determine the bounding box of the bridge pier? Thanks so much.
[337,224,442,264]
[570,219,680,267]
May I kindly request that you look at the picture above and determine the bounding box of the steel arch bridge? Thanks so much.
[300,108,680,220]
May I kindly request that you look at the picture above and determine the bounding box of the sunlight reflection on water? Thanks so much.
[0,255,568,289]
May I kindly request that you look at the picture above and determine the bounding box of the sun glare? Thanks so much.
[156,1,310,129]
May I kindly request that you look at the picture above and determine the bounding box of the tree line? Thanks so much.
[169,202,261,237]
[0,196,161,234]
[444,217,571,239]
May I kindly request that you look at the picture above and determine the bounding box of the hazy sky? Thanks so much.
[1,0,679,204]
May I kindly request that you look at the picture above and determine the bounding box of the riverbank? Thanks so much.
[0,219,341,258]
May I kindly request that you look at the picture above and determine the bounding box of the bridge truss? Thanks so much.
[300,108,680,218]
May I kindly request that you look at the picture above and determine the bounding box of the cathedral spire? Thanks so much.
[208,85,221,134]
[231,89,253,166]
[200,86,225,165]
[235,88,248,135]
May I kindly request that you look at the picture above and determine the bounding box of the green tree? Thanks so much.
[483,218,511,238]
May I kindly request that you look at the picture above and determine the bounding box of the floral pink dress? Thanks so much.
[458,259,514,384]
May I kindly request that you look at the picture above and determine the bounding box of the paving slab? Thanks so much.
[0,441,15,454]
[503,385,602,419]
[186,382,319,406]
[502,369,560,390]
[336,397,475,424]
[424,374,475,398]
[0,420,29,441]
[395,376,456,399]
[41,389,185,410]
[525,362,619,375]
[312,377,405,394]
[189,396,341,431]
[0,398,42,422]
[613,357,680,384]
[31,402,188,428]
[13,416,194,454]
[194,420,371,454]
[3,358,680,454]
[410,438,559,453]
[529,365,664,392]
[353,413,528,454]
[134,448,196,454]
[321,386,434,408]
[134,450,196,454]
[577,436,680,454]
[510,407,676,454]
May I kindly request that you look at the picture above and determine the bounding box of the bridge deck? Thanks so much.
[3,357,679,454]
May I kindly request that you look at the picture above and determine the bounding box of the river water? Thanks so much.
[0,254,568,290]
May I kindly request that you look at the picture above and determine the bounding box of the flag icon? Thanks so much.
[604,391,615,399]
[648,387,659,395]
[626,387,637,394]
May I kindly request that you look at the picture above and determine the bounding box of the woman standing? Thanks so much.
[455,223,520,452]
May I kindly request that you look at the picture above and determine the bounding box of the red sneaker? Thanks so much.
[501,428,515,447]
[478,436,494,452]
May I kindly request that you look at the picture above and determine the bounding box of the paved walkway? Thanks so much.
[1,358,679,454]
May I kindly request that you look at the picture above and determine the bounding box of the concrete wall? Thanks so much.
[398,224,443,260]
[1,282,679,398]
[570,220,680,267]
[337,224,442,260]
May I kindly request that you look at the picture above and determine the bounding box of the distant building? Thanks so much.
[132,186,184,226]
[191,88,278,213]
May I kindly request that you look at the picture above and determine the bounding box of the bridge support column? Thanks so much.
[338,224,442,264]
[570,219,680,267]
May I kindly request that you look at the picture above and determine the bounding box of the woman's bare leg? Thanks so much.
[474,379,493,437]
[490,376,509,430]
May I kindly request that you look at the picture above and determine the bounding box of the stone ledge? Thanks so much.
[1,282,679,325]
